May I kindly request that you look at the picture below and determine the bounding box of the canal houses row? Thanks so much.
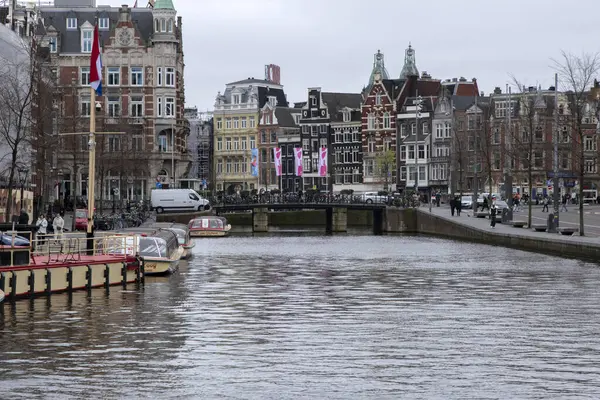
[209,43,599,196]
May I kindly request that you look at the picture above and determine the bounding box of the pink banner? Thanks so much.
[319,146,328,177]
[273,147,282,176]
[294,147,303,176]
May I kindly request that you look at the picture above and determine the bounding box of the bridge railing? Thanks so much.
[212,193,422,208]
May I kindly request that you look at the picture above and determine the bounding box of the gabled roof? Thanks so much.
[39,7,154,53]
[274,107,298,128]
[322,92,362,122]
[228,77,279,86]
[258,86,288,108]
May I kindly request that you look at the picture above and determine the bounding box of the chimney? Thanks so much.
[472,78,477,82]
[119,4,131,23]
[528,86,535,92]
[452,78,457,82]
[549,86,556,91]
[494,87,502,94]
[459,77,466,82]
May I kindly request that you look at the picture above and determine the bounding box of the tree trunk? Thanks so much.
[579,148,585,236]
[528,166,533,228]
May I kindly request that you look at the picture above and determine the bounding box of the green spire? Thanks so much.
[154,0,174,10]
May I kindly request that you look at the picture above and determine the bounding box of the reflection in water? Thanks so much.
[1,235,600,399]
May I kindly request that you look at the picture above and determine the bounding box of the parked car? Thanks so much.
[361,192,388,204]
[75,209,88,231]
[493,199,509,214]
[461,196,474,209]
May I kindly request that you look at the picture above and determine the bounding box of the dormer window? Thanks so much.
[232,94,240,104]
[265,114,271,124]
[99,17,109,30]
[48,37,57,53]
[268,96,277,107]
[375,93,382,105]
[81,29,93,53]
[342,110,351,122]
[310,96,317,106]
[293,114,300,124]
[66,17,77,30]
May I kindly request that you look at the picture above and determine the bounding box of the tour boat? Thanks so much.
[0,231,142,301]
[143,222,195,259]
[114,228,183,275]
[189,216,231,237]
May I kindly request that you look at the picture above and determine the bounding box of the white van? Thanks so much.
[151,189,210,213]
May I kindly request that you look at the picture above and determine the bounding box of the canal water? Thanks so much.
[1,234,600,399]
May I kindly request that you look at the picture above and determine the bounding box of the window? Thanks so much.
[216,118,222,130]
[249,116,255,128]
[226,159,232,174]
[216,160,223,174]
[165,98,174,117]
[250,137,256,148]
[271,131,277,143]
[156,67,163,86]
[225,137,232,150]
[585,137,597,151]
[67,17,77,30]
[436,123,443,138]
[107,67,120,86]
[165,67,175,87]
[408,145,415,160]
[400,166,407,180]
[99,17,109,30]
[400,124,406,138]
[493,128,500,144]
[561,126,570,143]
[130,67,143,86]
[232,94,240,104]
[411,123,416,135]
[375,92,382,105]
[233,137,239,150]
[225,118,231,129]
[80,67,90,85]
[49,37,57,53]
[107,96,120,117]
[167,19,173,32]
[418,145,425,159]
[216,138,223,151]
[383,112,390,129]
[418,165,426,181]
[535,126,543,141]
[320,125,327,134]
[311,96,317,106]
[368,137,375,153]
[156,97,163,117]
[367,113,375,130]
[241,137,247,150]
[320,138,327,148]
[132,136,143,151]
[445,122,451,137]
[241,117,247,128]
[400,146,406,160]
[80,97,90,117]
[534,151,544,168]
[260,130,267,143]
[81,29,93,53]
[233,118,239,129]
[108,136,121,152]
[161,18,166,33]
[264,114,271,125]
[585,159,596,174]
[343,111,351,122]
[408,166,416,181]
[383,137,391,152]
[365,159,375,177]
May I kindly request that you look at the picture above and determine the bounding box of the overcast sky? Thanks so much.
[104,0,600,111]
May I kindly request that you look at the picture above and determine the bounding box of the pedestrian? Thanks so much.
[450,197,455,216]
[18,209,29,225]
[456,196,462,216]
[436,193,441,207]
[542,197,549,212]
[561,195,568,212]
[482,196,489,211]
[36,214,48,247]
[53,212,65,242]
[490,202,498,228]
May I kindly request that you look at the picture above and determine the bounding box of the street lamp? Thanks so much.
[111,178,117,214]
[57,168,64,212]
[17,167,28,216]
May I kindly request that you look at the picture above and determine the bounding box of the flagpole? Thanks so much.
[87,86,96,251]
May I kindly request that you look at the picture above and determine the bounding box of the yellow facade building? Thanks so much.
[213,77,288,192]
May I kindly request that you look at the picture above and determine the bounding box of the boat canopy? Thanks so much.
[144,223,189,244]
[137,230,179,258]
[190,216,227,229]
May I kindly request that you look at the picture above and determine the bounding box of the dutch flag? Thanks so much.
[90,24,102,96]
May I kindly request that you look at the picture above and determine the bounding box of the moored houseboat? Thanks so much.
[114,228,183,275]
[0,231,142,301]
[143,222,194,259]
[189,216,231,237]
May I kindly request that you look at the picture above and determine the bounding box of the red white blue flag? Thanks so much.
[90,24,102,96]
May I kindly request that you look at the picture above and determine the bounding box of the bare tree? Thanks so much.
[475,100,495,196]
[0,34,43,220]
[552,50,600,236]
[451,116,469,197]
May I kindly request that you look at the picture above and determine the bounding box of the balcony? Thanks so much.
[214,148,251,156]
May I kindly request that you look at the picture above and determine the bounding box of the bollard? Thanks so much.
[547,213,557,233]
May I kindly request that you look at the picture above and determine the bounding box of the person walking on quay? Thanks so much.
[481,196,489,212]
[53,212,65,242]
[450,197,456,216]
[36,214,48,247]
[18,209,29,225]
[542,197,549,212]
[456,196,462,216]
[561,195,568,212]
[490,202,498,228]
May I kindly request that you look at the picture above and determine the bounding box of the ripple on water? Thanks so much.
[0,234,600,399]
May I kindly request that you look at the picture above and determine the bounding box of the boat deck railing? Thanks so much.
[1,231,139,266]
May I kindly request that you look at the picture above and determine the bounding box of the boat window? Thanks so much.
[189,193,199,201]
[168,228,186,244]
[156,238,168,258]
[139,237,161,257]
[209,219,223,229]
